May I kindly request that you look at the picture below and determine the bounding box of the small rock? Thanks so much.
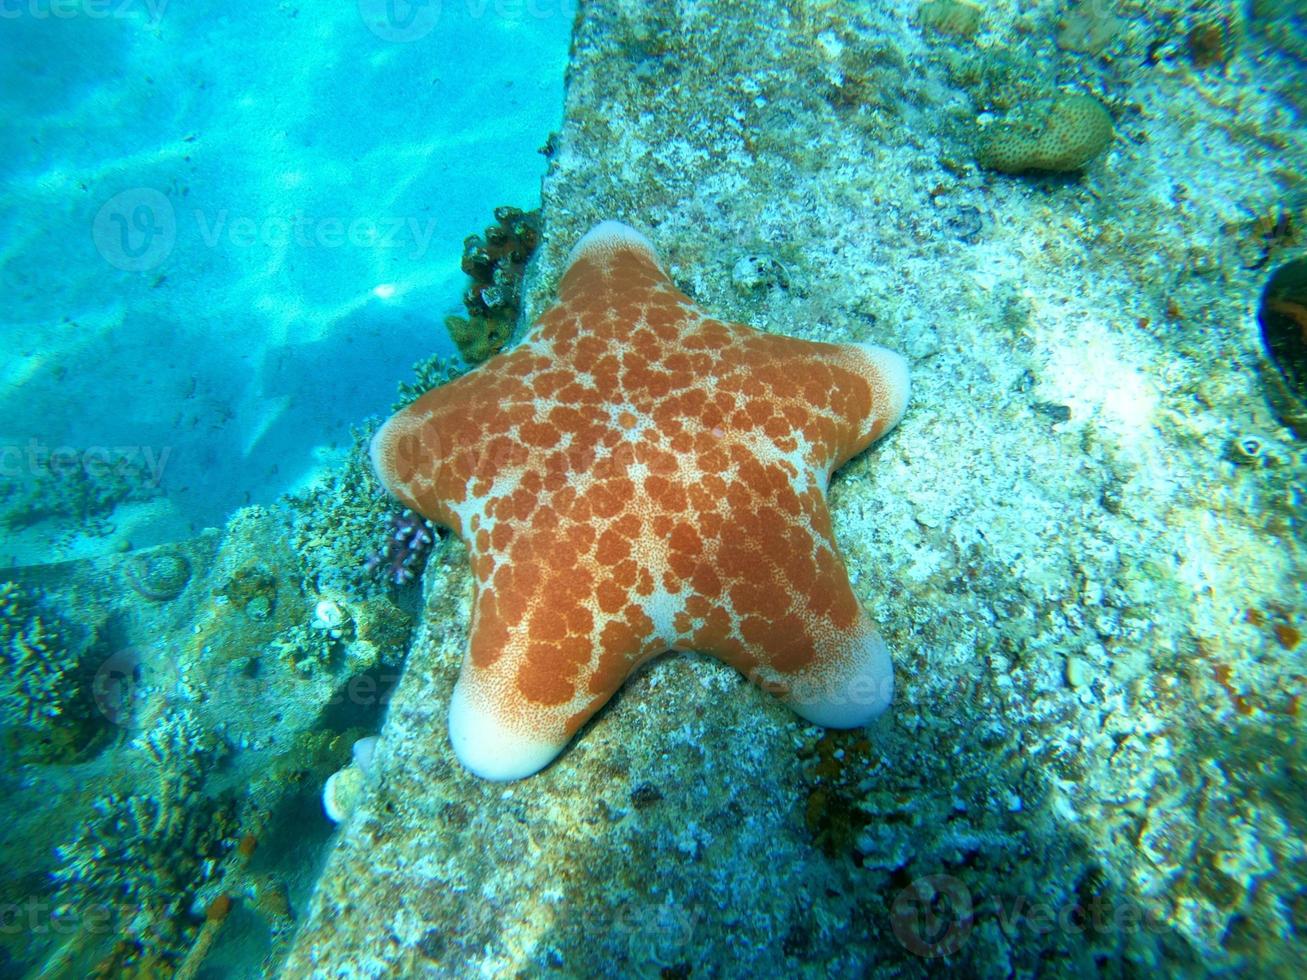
[731,254,790,294]
[630,782,663,809]
[1065,656,1091,690]
[1100,476,1126,515]
[1033,401,1072,423]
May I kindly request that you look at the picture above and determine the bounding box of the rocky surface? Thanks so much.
[282,0,1307,974]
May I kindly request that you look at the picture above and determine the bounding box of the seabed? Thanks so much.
[2,2,1305,977]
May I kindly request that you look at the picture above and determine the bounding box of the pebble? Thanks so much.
[731,253,790,293]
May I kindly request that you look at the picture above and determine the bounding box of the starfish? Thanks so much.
[371,222,909,780]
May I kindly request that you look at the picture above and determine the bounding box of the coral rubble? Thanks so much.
[0,447,161,533]
[0,505,409,975]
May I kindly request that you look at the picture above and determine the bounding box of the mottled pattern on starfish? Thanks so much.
[371,222,909,780]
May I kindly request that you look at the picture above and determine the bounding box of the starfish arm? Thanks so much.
[724,329,910,475]
[721,600,894,729]
[673,480,894,726]
[557,221,672,308]
[371,347,558,533]
[449,550,656,780]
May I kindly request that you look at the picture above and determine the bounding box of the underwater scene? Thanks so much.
[1,0,1305,977]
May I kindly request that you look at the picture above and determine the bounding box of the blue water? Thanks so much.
[0,0,573,560]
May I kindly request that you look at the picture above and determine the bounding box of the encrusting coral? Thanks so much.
[918,0,982,39]
[977,92,1114,173]
[444,206,541,363]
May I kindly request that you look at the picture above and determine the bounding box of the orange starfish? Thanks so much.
[372,222,909,779]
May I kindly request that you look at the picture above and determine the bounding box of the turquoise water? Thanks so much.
[0,0,571,563]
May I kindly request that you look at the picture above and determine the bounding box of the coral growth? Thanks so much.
[0,447,161,532]
[1,582,72,724]
[977,93,1114,173]
[444,206,541,363]
[366,509,436,587]
[219,565,279,620]
[918,0,981,39]
[800,731,878,859]
[289,427,395,600]
[270,600,355,675]
[1185,15,1235,68]
[0,581,95,760]
[1056,0,1127,56]
[292,358,464,601]
[54,708,237,968]
[394,353,464,411]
